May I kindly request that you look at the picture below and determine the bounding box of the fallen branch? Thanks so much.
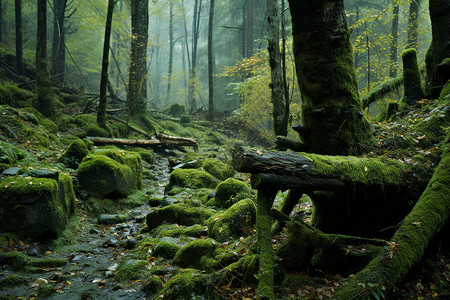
[86,136,197,148]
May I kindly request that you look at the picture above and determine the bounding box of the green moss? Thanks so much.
[166,168,218,192]
[223,254,259,285]
[57,138,90,169]
[134,237,159,259]
[37,284,56,298]
[146,203,215,230]
[143,276,164,296]
[132,147,154,163]
[0,141,29,166]
[210,178,253,208]
[167,103,185,116]
[29,258,68,268]
[155,223,207,238]
[78,149,142,198]
[173,238,219,268]
[401,49,424,107]
[201,158,234,181]
[152,241,181,259]
[0,83,33,108]
[160,269,214,300]
[0,252,29,271]
[39,118,58,133]
[72,114,96,127]
[207,199,256,242]
[115,259,152,282]
[0,273,27,287]
[85,124,109,137]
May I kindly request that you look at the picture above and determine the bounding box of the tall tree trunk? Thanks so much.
[245,0,254,58]
[208,0,215,121]
[407,0,420,50]
[97,0,115,130]
[128,0,149,117]
[14,0,23,75]
[425,0,450,99]
[0,0,3,44]
[267,0,287,138]
[287,0,373,155]
[353,6,360,71]
[36,0,56,118]
[51,0,67,84]
[166,0,174,102]
[389,2,399,78]
[188,0,201,113]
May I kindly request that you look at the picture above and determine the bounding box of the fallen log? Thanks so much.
[332,134,450,299]
[86,136,197,149]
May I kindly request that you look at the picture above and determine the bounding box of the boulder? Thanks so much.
[146,203,215,230]
[77,149,142,198]
[173,238,219,269]
[160,269,214,300]
[57,138,91,169]
[0,173,76,240]
[165,168,218,193]
[208,178,253,208]
[201,158,234,181]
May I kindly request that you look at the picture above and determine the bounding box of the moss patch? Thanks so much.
[57,138,90,169]
[160,269,214,300]
[152,241,181,259]
[207,199,256,242]
[115,259,152,282]
[173,238,219,268]
[201,158,234,181]
[0,273,27,288]
[209,178,253,208]
[154,223,207,238]
[165,168,218,193]
[146,203,215,230]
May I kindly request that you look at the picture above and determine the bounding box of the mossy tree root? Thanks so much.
[331,134,450,299]
[256,189,277,300]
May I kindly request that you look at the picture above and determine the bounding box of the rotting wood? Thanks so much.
[275,136,307,152]
[86,136,197,148]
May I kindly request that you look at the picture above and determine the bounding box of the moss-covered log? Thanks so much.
[362,77,403,109]
[287,0,373,155]
[401,49,424,107]
[332,134,450,299]
[87,136,197,148]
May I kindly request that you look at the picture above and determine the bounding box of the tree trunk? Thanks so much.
[128,0,149,117]
[401,48,424,107]
[36,0,56,118]
[51,0,67,84]
[0,0,3,44]
[166,0,174,102]
[97,0,115,130]
[389,2,399,78]
[14,0,23,75]
[188,0,201,113]
[207,0,215,121]
[245,0,254,58]
[267,0,287,139]
[287,0,373,155]
[332,133,450,299]
[406,0,420,50]
[425,0,450,99]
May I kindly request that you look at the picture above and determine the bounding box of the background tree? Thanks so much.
[36,0,56,118]
[208,0,215,120]
[166,0,174,102]
[288,0,373,155]
[389,1,399,77]
[51,0,68,84]
[97,0,115,130]
[127,0,149,117]
[0,0,3,44]
[14,0,23,75]
[188,0,202,113]
[407,0,421,50]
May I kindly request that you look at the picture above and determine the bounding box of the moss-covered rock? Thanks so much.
[57,138,90,169]
[0,273,27,288]
[207,199,256,242]
[155,223,207,238]
[201,158,234,181]
[0,251,29,270]
[146,203,215,230]
[0,173,76,240]
[142,275,164,296]
[78,149,142,198]
[152,241,181,259]
[37,284,56,298]
[165,168,218,193]
[132,147,155,163]
[85,124,109,137]
[209,178,253,208]
[173,238,219,268]
[222,254,259,285]
[167,103,185,116]
[29,258,68,268]
[114,259,152,282]
[160,269,215,300]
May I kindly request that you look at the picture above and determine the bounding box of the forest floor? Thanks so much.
[0,97,449,299]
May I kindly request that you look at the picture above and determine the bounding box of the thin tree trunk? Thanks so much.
[0,0,3,44]
[407,0,420,50]
[97,0,115,130]
[389,2,399,78]
[51,0,67,84]
[245,0,254,58]
[36,0,56,118]
[287,0,373,155]
[188,0,201,113]
[128,0,149,117]
[15,0,23,75]
[267,0,287,138]
[208,0,215,121]
[166,0,174,102]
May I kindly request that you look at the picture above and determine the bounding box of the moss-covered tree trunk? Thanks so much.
[36,0,56,118]
[406,0,420,50]
[389,2,399,78]
[128,0,149,117]
[425,0,450,99]
[332,133,450,299]
[401,48,424,107]
[287,0,373,155]
[97,0,114,130]
[15,0,23,75]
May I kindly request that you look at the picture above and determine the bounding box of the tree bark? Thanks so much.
[287,0,373,155]
[97,0,115,130]
[406,0,420,50]
[86,136,197,148]
[332,133,450,299]
[36,0,56,118]
[14,0,23,75]
[389,2,399,78]
[128,0,149,117]
[245,0,254,58]
[188,0,201,113]
[0,0,3,44]
[166,0,174,101]
[425,0,450,99]
[267,0,288,139]
[208,0,215,121]
[51,0,67,84]
[401,48,424,107]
